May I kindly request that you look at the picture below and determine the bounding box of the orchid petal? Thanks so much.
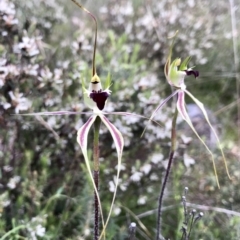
[169,63,186,87]
[185,89,231,180]
[179,57,191,71]
[35,115,60,140]
[104,72,112,90]
[18,111,93,116]
[176,91,220,188]
[103,111,155,119]
[167,57,189,87]
[98,114,124,239]
[76,115,105,228]
[164,53,174,86]
[164,55,171,85]
[150,90,180,121]
[82,77,96,110]
[102,111,162,127]
[164,31,178,86]
[141,90,180,137]
[77,116,96,153]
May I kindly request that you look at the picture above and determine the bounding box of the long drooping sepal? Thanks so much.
[176,91,220,188]
[102,111,162,128]
[98,115,124,239]
[18,111,93,116]
[150,90,180,121]
[34,115,60,140]
[141,90,180,137]
[76,115,105,228]
[184,89,232,180]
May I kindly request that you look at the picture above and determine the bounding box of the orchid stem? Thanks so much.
[156,108,178,240]
[93,116,101,240]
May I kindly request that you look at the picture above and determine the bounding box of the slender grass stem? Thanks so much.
[93,116,101,240]
[0,225,26,240]
[187,210,196,239]
[156,108,178,240]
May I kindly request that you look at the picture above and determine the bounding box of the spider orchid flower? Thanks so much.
[20,0,158,238]
[20,72,151,238]
[21,0,157,236]
[149,37,231,188]
[77,73,123,238]
[79,73,159,238]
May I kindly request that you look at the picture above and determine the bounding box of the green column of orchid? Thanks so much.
[93,116,101,240]
[156,107,178,240]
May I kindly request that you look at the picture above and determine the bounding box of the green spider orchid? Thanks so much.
[149,35,231,188]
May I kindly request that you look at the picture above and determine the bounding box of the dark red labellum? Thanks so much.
[90,91,109,110]
[185,70,199,78]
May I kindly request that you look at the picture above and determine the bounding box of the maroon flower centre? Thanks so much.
[90,90,109,110]
[184,70,199,78]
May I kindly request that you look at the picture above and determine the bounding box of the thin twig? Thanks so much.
[186,203,240,217]
[138,203,240,218]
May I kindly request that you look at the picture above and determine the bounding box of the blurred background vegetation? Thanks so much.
[0,0,239,239]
